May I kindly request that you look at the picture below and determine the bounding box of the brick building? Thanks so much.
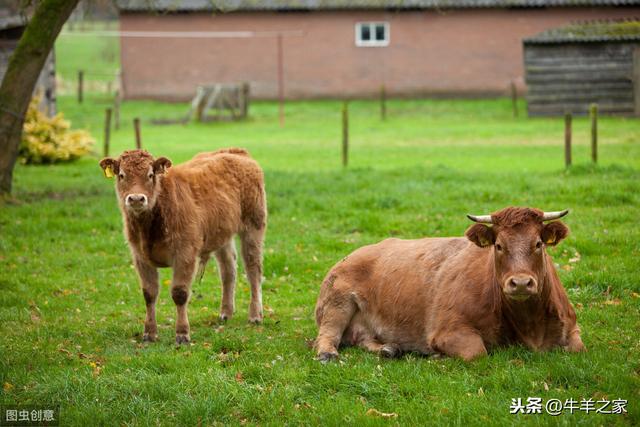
[116,0,640,100]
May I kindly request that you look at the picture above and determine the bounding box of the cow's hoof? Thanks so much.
[380,344,400,359]
[142,333,158,342]
[219,313,230,323]
[317,352,339,363]
[175,334,191,345]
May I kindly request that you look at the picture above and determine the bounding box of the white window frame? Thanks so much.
[355,22,390,47]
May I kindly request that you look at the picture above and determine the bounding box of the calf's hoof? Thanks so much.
[219,313,230,323]
[380,344,400,359]
[142,333,158,343]
[248,315,263,325]
[317,352,339,364]
[175,334,191,345]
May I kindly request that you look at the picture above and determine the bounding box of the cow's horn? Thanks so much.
[542,209,569,221]
[466,214,493,224]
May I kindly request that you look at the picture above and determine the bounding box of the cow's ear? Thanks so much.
[465,224,495,248]
[541,221,569,246]
[153,157,172,174]
[99,157,119,179]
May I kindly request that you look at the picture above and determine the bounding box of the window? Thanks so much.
[355,22,389,47]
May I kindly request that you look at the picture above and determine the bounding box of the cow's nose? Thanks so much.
[509,276,533,291]
[126,194,147,205]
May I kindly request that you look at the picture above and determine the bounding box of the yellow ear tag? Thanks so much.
[104,166,114,178]
[545,235,556,245]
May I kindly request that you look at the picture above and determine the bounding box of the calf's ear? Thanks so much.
[153,157,172,174]
[465,224,495,248]
[541,221,569,246]
[99,157,119,178]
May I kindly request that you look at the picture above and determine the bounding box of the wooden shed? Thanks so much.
[0,10,56,115]
[524,19,640,116]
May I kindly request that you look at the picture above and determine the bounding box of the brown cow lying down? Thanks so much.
[100,148,267,344]
[314,207,585,361]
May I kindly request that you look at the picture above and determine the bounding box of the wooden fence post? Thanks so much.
[133,118,142,149]
[77,70,84,104]
[277,33,284,127]
[241,82,250,118]
[590,103,598,164]
[342,101,349,168]
[510,80,518,118]
[564,111,572,168]
[380,84,387,120]
[103,108,112,157]
[114,90,121,130]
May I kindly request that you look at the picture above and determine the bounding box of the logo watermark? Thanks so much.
[510,398,627,416]
[1,406,59,426]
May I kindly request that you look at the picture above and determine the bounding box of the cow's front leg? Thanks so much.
[171,257,197,344]
[430,328,487,361]
[134,257,159,342]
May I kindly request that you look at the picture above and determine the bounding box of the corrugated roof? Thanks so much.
[116,0,640,12]
[524,18,640,43]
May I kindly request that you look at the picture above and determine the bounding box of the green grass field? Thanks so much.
[1,28,639,426]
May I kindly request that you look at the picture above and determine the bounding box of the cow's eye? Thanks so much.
[495,244,503,252]
[535,241,543,249]
[148,173,154,180]
[118,173,124,180]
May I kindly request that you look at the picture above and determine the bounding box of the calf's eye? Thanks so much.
[148,173,154,179]
[536,241,543,249]
[495,244,503,251]
[118,173,124,180]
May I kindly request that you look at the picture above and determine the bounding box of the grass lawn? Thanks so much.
[1,93,639,425]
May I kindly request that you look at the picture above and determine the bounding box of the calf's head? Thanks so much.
[99,150,172,215]
[465,207,569,301]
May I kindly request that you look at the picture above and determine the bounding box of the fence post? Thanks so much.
[564,111,572,168]
[510,80,518,118]
[380,84,387,120]
[114,90,121,130]
[133,118,142,149]
[342,101,349,168]
[241,82,250,118]
[103,108,112,157]
[77,70,84,104]
[590,103,598,164]
[277,33,284,127]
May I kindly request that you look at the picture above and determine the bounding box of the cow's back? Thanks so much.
[163,149,266,252]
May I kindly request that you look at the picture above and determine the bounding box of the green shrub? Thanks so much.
[19,97,94,164]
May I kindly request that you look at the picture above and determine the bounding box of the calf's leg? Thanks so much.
[214,241,237,321]
[240,227,265,323]
[135,258,159,342]
[171,257,197,344]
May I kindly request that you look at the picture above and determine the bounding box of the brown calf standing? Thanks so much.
[100,148,267,344]
[315,207,585,361]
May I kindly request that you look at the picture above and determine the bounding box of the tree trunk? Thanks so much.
[0,0,80,198]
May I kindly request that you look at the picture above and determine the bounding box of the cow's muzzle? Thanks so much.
[503,275,538,301]
[125,193,148,212]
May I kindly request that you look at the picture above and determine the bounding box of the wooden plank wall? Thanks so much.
[524,42,638,116]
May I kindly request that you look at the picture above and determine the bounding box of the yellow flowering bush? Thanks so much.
[20,97,94,164]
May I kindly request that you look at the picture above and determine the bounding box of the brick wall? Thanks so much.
[120,8,640,100]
